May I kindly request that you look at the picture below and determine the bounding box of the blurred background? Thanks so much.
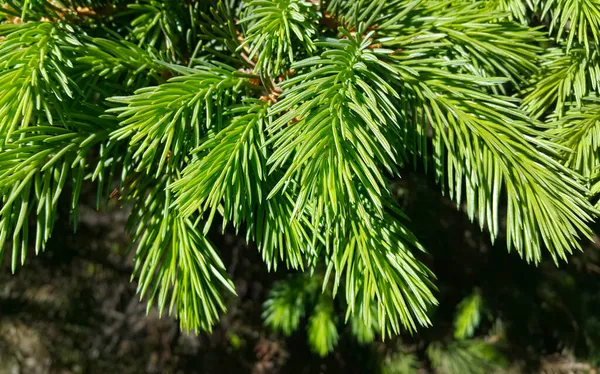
[2,169,600,374]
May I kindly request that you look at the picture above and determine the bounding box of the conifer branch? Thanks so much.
[108,63,254,175]
[522,46,600,118]
[171,100,268,228]
[324,205,437,335]
[238,0,318,77]
[308,294,338,356]
[128,177,236,333]
[0,22,80,142]
[2,0,600,341]
[549,98,600,186]
[540,0,600,52]
[382,21,595,263]
[0,108,114,272]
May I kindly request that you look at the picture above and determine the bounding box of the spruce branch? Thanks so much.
[238,0,318,77]
[378,1,545,90]
[171,99,316,271]
[383,35,595,263]
[324,205,437,336]
[0,21,80,142]
[76,36,167,88]
[0,107,114,272]
[197,1,247,67]
[522,46,600,118]
[171,100,268,229]
[426,5,543,88]
[549,98,600,186]
[485,0,533,23]
[267,29,402,224]
[252,182,318,270]
[540,0,600,52]
[108,63,254,175]
[128,176,236,333]
[307,294,339,357]
[126,0,195,60]
[325,0,393,29]
[2,0,600,344]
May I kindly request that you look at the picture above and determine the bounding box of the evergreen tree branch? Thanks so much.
[254,189,317,270]
[238,0,318,77]
[171,100,268,229]
[453,288,483,340]
[522,45,600,118]
[197,1,247,67]
[125,0,201,61]
[540,0,600,52]
[485,0,534,23]
[266,30,437,333]
[107,63,255,175]
[171,100,316,271]
[378,1,544,90]
[548,98,600,185]
[267,29,402,224]
[0,107,114,272]
[0,22,80,143]
[383,29,596,263]
[325,206,437,335]
[308,294,339,357]
[128,176,236,333]
[76,36,167,88]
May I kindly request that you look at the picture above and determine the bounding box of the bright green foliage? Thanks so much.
[1,0,600,357]
[268,30,403,220]
[126,0,210,60]
[377,9,595,263]
[172,101,268,229]
[0,116,111,272]
[76,37,166,88]
[307,295,339,357]
[197,1,245,65]
[252,190,316,270]
[540,0,600,51]
[239,0,318,76]
[262,275,318,336]
[0,22,78,141]
[551,101,600,181]
[454,289,483,339]
[427,340,507,374]
[128,0,187,54]
[128,179,236,333]
[399,2,545,88]
[522,47,600,118]
[108,64,253,175]
[486,0,532,22]
[324,207,437,336]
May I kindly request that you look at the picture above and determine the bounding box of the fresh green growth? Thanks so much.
[0,0,599,353]
[454,288,483,340]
